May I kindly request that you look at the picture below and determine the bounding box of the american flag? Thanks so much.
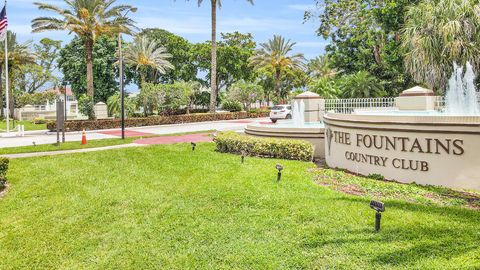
[0,6,7,42]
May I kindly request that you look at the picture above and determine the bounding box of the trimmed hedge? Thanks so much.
[0,158,9,189]
[215,132,314,161]
[47,111,269,132]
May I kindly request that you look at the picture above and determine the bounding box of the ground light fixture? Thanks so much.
[276,164,284,182]
[241,151,246,164]
[370,200,385,232]
[191,142,197,151]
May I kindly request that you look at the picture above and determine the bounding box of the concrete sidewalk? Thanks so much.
[1,143,145,159]
[0,117,269,148]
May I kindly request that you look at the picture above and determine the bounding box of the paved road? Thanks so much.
[0,118,269,148]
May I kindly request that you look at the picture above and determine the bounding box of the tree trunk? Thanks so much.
[85,39,95,98]
[209,0,218,113]
[274,68,282,100]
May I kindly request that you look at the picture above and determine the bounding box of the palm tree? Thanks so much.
[249,35,306,98]
[339,71,386,98]
[402,0,480,91]
[31,0,137,99]
[184,0,254,113]
[308,55,341,79]
[123,36,174,87]
[0,31,35,118]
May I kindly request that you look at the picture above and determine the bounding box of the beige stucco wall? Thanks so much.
[395,96,436,111]
[324,113,480,190]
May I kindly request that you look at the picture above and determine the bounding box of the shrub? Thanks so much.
[222,100,243,112]
[78,94,95,120]
[32,117,47,124]
[368,173,385,181]
[215,132,314,161]
[47,111,270,132]
[0,158,9,189]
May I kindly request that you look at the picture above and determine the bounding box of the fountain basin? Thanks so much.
[324,113,480,190]
[245,121,325,158]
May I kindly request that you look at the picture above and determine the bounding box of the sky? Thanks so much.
[9,0,328,59]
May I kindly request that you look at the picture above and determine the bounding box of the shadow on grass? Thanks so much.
[302,195,479,267]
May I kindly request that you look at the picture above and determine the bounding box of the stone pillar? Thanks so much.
[395,86,437,111]
[293,91,325,122]
[94,102,109,119]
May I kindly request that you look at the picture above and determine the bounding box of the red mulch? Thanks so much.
[98,130,153,138]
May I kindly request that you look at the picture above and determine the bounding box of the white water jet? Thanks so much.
[445,62,480,116]
[292,100,305,127]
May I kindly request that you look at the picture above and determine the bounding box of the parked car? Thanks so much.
[269,105,292,123]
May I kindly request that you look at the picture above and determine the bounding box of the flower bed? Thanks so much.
[215,131,314,161]
[47,111,269,132]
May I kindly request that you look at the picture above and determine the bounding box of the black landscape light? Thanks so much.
[241,151,246,164]
[191,142,197,151]
[276,164,284,182]
[370,200,385,232]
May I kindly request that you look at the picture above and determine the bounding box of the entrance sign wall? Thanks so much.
[324,113,480,190]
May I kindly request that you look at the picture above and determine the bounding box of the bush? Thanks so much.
[0,158,9,189]
[222,100,243,112]
[47,111,270,132]
[367,173,385,181]
[78,94,95,119]
[32,117,47,124]
[215,132,314,161]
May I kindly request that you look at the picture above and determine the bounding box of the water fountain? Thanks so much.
[445,62,480,116]
[245,65,480,190]
[245,91,326,157]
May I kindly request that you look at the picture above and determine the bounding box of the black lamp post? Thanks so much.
[370,200,385,232]
[191,142,197,151]
[118,36,125,140]
[117,8,136,139]
[276,164,283,182]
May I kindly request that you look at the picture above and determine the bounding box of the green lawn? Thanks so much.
[0,120,47,132]
[0,143,479,269]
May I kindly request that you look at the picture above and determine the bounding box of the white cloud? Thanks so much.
[287,4,316,11]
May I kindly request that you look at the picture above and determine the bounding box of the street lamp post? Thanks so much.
[118,33,125,140]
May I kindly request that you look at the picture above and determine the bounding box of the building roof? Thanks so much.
[47,87,74,96]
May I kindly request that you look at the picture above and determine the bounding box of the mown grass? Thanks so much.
[0,120,47,132]
[0,143,479,269]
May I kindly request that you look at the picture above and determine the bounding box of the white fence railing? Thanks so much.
[325,94,480,114]
[325,97,396,114]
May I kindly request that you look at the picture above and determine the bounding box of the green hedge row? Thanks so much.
[47,111,269,132]
[215,132,314,161]
[0,158,9,189]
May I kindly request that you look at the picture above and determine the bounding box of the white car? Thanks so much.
[269,105,292,123]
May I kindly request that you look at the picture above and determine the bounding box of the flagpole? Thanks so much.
[4,0,8,134]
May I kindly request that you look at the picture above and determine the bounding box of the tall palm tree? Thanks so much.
[123,36,174,87]
[402,0,480,91]
[249,35,306,98]
[31,0,137,99]
[185,0,254,112]
[0,31,35,118]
